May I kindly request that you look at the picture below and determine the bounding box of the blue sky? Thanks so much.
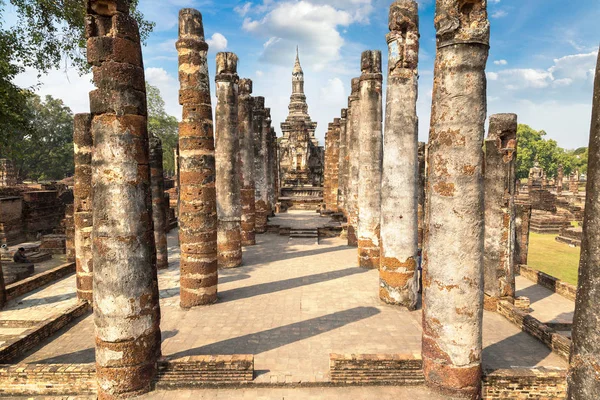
[12,0,600,149]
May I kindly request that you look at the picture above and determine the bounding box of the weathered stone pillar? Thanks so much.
[514,203,532,267]
[0,259,6,309]
[557,165,564,194]
[346,78,361,247]
[422,1,489,397]
[263,109,273,217]
[65,205,76,263]
[73,113,93,302]
[267,127,276,216]
[380,0,419,309]
[418,141,427,248]
[567,48,600,400]
[215,52,242,269]
[324,120,341,212]
[323,122,332,210]
[86,1,161,397]
[273,127,280,206]
[483,114,517,310]
[238,79,256,246]
[253,97,268,233]
[338,109,348,215]
[149,136,169,270]
[357,51,383,269]
[177,9,218,307]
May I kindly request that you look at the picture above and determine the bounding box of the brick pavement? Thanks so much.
[13,212,567,385]
[515,275,574,325]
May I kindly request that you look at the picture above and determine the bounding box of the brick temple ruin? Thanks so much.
[0,1,599,399]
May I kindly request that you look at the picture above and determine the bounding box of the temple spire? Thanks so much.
[293,46,303,75]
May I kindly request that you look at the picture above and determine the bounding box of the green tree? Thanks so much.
[1,94,74,181]
[146,83,178,175]
[0,0,154,132]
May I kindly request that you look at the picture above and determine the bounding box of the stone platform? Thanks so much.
[2,211,567,393]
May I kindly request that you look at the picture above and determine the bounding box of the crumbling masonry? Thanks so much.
[86,0,161,397]
[338,109,348,215]
[422,0,489,397]
[215,52,242,269]
[324,120,341,212]
[73,113,93,302]
[483,114,517,309]
[379,0,419,309]
[567,48,600,400]
[177,8,218,307]
[238,79,256,246]
[357,51,383,269]
[253,97,268,233]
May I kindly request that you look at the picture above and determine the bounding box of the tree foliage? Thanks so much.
[516,124,588,180]
[1,94,74,181]
[147,83,178,175]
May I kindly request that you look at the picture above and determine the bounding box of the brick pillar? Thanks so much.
[484,114,517,309]
[357,51,383,269]
[557,165,564,194]
[263,108,273,217]
[323,122,332,210]
[346,78,361,247]
[567,48,600,400]
[422,0,489,397]
[177,8,218,307]
[73,114,93,302]
[215,52,242,269]
[267,127,276,216]
[238,79,256,246]
[149,136,169,270]
[338,109,348,215]
[273,127,280,206]
[324,120,341,212]
[253,97,268,233]
[380,0,419,309]
[86,1,161,397]
[65,204,75,263]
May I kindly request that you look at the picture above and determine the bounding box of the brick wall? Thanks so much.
[519,265,577,302]
[329,354,424,385]
[483,368,567,399]
[0,364,96,396]
[6,263,75,301]
[157,355,254,387]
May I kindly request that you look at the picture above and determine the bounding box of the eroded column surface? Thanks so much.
[338,108,348,215]
[357,51,383,269]
[418,142,427,248]
[263,109,273,217]
[0,259,6,309]
[150,136,169,270]
[567,48,600,400]
[422,0,489,397]
[483,114,517,308]
[323,122,332,210]
[557,165,564,194]
[86,1,161,397]
[514,203,532,267]
[380,0,419,309]
[177,9,218,307]
[73,113,93,302]
[267,127,277,216]
[346,78,361,247]
[215,52,242,269]
[324,120,341,212]
[238,79,256,246]
[253,97,268,233]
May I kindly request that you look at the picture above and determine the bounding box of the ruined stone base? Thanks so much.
[329,354,424,385]
[217,224,242,269]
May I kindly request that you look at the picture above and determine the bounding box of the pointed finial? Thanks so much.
[293,45,303,74]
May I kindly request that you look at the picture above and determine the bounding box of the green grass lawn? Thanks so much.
[527,232,581,285]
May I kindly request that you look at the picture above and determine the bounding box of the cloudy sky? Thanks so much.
[11,0,600,149]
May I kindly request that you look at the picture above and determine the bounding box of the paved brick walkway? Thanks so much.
[516,275,574,325]
[12,212,567,385]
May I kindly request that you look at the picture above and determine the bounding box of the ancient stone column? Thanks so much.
[323,122,332,210]
[177,9,218,307]
[65,204,76,263]
[267,127,277,216]
[567,48,600,400]
[238,79,256,246]
[422,1,489,397]
[86,1,161,397]
[346,78,361,247]
[357,51,383,269]
[73,113,93,302]
[149,137,169,270]
[263,109,274,217]
[253,97,268,233]
[215,52,242,269]
[483,114,517,310]
[418,142,427,248]
[324,120,341,212]
[514,203,532,267]
[557,165,564,194]
[380,0,419,309]
[338,109,348,215]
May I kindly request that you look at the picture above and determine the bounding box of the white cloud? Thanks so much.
[234,2,252,17]
[494,59,508,66]
[319,78,346,107]
[491,10,508,19]
[206,33,228,52]
[145,67,181,119]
